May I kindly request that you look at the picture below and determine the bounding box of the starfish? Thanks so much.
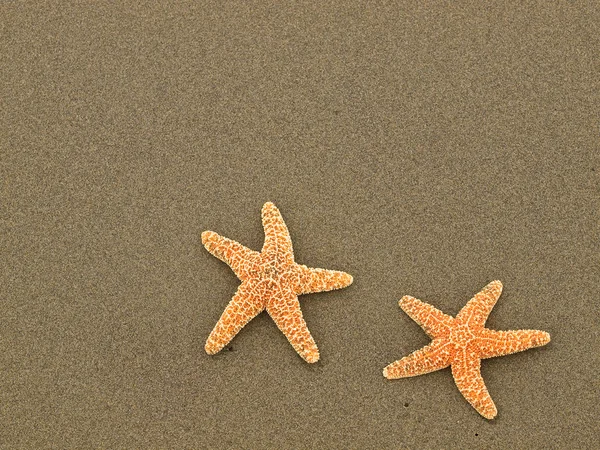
[383,280,550,419]
[201,202,353,363]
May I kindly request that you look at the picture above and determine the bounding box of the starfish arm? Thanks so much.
[456,280,503,329]
[205,282,265,355]
[398,296,455,339]
[451,347,497,419]
[266,289,319,363]
[260,202,294,262]
[295,264,354,295]
[383,339,453,379]
[202,231,261,281]
[477,329,551,359]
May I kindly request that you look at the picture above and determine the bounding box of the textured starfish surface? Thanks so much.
[383,280,550,419]
[202,202,353,363]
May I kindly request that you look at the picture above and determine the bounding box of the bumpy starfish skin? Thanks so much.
[202,202,353,363]
[383,280,550,419]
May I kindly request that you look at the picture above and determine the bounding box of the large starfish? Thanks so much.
[383,280,550,419]
[201,202,353,363]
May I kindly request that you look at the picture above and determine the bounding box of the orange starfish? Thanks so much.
[202,202,353,363]
[383,280,550,419]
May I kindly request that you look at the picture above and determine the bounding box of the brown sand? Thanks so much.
[1,2,598,448]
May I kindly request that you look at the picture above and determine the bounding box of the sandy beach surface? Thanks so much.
[1,2,598,448]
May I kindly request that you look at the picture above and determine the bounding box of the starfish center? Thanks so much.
[449,323,477,347]
[258,259,286,280]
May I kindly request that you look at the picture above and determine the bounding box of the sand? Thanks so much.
[1,2,598,448]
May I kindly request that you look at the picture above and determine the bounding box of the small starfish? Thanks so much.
[383,280,550,419]
[202,202,353,363]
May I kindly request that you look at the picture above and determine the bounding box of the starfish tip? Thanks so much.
[489,279,503,290]
[480,404,498,420]
[204,342,219,355]
[398,295,414,308]
[304,352,320,364]
[483,411,497,420]
[201,230,214,245]
[262,201,276,213]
